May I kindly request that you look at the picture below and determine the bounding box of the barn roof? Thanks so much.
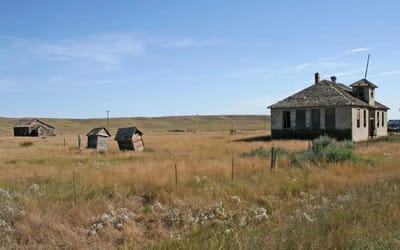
[87,127,111,137]
[114,127,143,141]
[14,119,55,129]
[268,79,388,110]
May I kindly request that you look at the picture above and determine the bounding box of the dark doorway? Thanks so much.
[369,111,376,136]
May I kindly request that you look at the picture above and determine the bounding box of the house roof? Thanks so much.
[337,83,352,92]
[87,127,111,137]
[14,119,55,129]
[350,78,378,88]
[374,101,390,110]
[114,127,143,141]
[268,79,388,110]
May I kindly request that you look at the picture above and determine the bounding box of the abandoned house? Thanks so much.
[13,119,55,137]
[114,127,144,151]
[86,127,111,151]
[268,73,389,142]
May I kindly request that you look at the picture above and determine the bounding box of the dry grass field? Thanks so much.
[0,116,400,249]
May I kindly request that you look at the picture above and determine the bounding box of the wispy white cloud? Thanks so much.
[333,69,364,78]
[3,34,144,67]
[344,48,370,55]
[294,63,312,70]
[162,38,223,48]
[37,34,144,65]
[291,55,345,72]
[378,70,400,76]
[46,75,117,87]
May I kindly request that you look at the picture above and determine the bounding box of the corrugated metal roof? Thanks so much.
[114,127,143,141]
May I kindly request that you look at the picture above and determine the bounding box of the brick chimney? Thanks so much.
[314,72,320,84]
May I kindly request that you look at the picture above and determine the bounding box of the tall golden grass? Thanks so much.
[1,131,400,248]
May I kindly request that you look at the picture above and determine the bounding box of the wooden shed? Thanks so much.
[14,119,55,137]
[87,127,111,151]
[114,127,144,151]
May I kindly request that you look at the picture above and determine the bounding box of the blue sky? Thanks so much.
[0,1,399,118]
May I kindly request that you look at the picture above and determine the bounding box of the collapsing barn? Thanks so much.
[86,127,111,151]
[14,119,55,137]
[114,127,144,151]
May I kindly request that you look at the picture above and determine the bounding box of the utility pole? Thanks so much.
[364,54,370,79]
[106,110,110,132]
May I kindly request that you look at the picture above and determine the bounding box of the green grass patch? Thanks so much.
[240,146,288,158]
[19,141,34,147]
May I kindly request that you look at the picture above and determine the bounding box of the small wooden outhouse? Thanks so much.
[86,127,111,151]
[114,127,144,151]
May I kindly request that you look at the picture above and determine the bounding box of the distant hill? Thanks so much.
[0,115,270,136]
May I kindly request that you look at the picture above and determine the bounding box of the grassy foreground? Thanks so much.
[0,116,399,249]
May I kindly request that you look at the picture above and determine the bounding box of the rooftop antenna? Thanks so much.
[364,54,370,79]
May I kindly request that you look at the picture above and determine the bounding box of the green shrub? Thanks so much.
[20,141,34,147]
[289,136,354,166]
[240,146,288,158]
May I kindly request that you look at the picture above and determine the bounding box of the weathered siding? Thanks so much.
[271,107,353,140]
[271,109,283,130]
[96,136,109,152]
[375,110,388,138]
[133,134,144,152]
[351,108,369,142]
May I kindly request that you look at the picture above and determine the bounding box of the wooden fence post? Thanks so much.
[175,163,178,191]
[72,171,77,205]
[78,135,82,151]
[231,157,235,181]
[64,137,66,149]
[270,145,276,172]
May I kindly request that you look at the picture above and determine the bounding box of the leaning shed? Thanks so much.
[114,127,144,151]
[14,119,55,137]
[86,127,111,151]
